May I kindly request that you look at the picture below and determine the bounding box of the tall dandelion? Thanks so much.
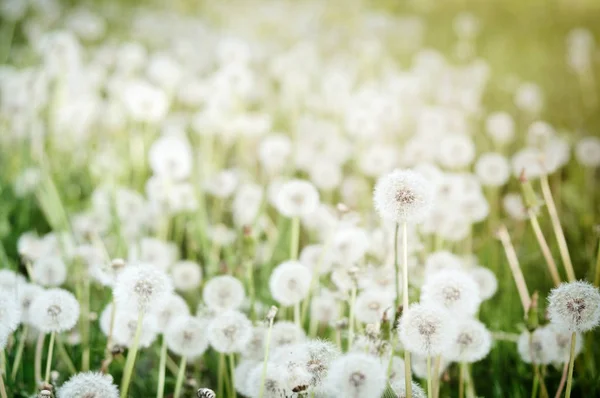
[374,169,434,398]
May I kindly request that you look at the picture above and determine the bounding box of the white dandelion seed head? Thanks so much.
[485,111,515,145]
[233,182,264,227]
[204,169,239,198]
[469,266,498,300]
[354,290,394,325]
[121,79,169,123]
[203,275,246,312]
[502,193,529,221]
[270,321,307,350]
[359,144,399,178]
[152,293,190,333]
[386,356,405,385]
[275,179,320,218]
[56,372,119,398]
[475,152,510,187]
[390,379,427,398]
[514,82,544,115]
[331,227,369,266]
[129,238,178,272]
[399,303,457,357]
[349,334,391,359]
[310,293,340,325]
[0,332,7,350]
[165,315,209,358]
[373,169,434,224]
[421,270,481,316]
[547,281,600,332]
[411,353,450,380]
[446,318,492,363]
[241,326,266,360]
[547,324,583,364]
[112,310,159,348]
[424,251,464,280]
[90,258,128,288]
[259,133,293,174]
[300,244,334,276]
[31,255,67,287]
[0,269,26,292]
[207,310,252,354]
[437,134,476,170]
[575,136,600,168]
[308,159,342,191]
[148,134,193,181]
[30,288,80,333]
[171,260,202,292]
[113,265,173,312]
[511,147,546,180]
[245,362,291,398]
[0,291,22,335]
[269,261,312,307]
[324,352,386,398]
[18,283,44,325]
[234,359,260,397]
[517,328,558,365]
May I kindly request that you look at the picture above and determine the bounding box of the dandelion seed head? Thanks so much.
[469,266,498,300]
[203,275,245,312]
[207,310,252,354]
[421,270,481,316]
[373,169,434,224]
[17,282,44,325]
[246,362,291,398]
[269,261,312,307]
[170,260,202,292]
[32,255,67,287]
[0,291,21,335]
[354,290,394,325]
[547,281,600,332]
[112,310,159,348]
[324,352,386,398]
[390,379,427,398]
[271,321,307,350]
[475,152,510,187]
[31,288,80,333]
[56,372,119,398]
[234,359,260,397]
[113,265,173,312]
[398,303,457,356]
[517,328,558,365]
[575,136,600,168]
[275,179,320,218]
[165,315,209,358]
[446,318,492,363]
[152,292,190,332]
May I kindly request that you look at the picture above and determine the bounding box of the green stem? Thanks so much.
[218,353,225,398]
[44,332,56,384]
[120,311,145,398]
[593,236,600,287]
[290,217,300,260]
[348,284,357,351]
[0,369,7,398]
[565,333,577,398]
[56,334,77,375]
[459,362,465,398]
[81,268,91,371]
[427,355,433,398]
[157,336,168,398]
[34,333,44,384]
[259,317,275,398]
[402,222,412,398]
[532,365,540,398]
[10,325,28,381]
[173,355,187,398]
[433,355,442,398]
[228,354,236,398]
[294,302,301,327]
[246,260,256,322]
[394,223,401,310]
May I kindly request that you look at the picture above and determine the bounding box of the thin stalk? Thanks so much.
[218,353,225,398]
[246,259,256,321]
[173,355,187,398]
[459,362,466,398]
[101,300,117,374]
[433,355,442,398]
[44,332,56,384]
[427,355,433,398]
[56,335,77,375]
[347,284,357,351]
[0,369,7,398]
[120,311,145,398]
[532,365,540,398]
[259,316,275,398]
[11,325,28,381]
[157,336,168,398]
[228,354,236,398]
[593,237,600,287]
[290,217,300,260]
[540,175,576,281]
[34,332,44,385]
[393,223,401,309]
[497,225,532,313]
[402,222,412,398]
[81,270,91,371]
[565,333,576,398]
[294,303,301,327]
[528,211,561,286]
[554,361,569,398]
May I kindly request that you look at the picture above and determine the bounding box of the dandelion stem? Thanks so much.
[81,266,91,371]
[259,315,275,398]
[393,223,401,310]
[528,211,561,286]
[120,310,145,398]
[593,236,600,287]
[44,332,56,384]
[218,353,225,398]
[101,299,117,374]
[531,365,540,398]
[402,221,412,398]
[294,302,301,327]
[246,259,256,322]
[565,332,577,398]
[497,225,531,313]
[56,334,77,376]
[34,332,44,385]
[290,216,300,260]
[554,360,569,398]
[459,362,466,398]
[427,355,433,398]
[433,355,442,398]
[10,325,28,381]
[228,354,236,398]
[173,355,187,398]
[540,175,576,281]
[157,336,168,398]
[0,368,7,398]
[348,284,357,351]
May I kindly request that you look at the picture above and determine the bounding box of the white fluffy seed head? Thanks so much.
[275,179,320,217]
[575,136,600,168]
[31,256,67,287]
[373,169,434,224]
[424,251,464,280]
[420,270,481,316]
[446,318,492,363]
[398,303,457,356]
[485,111,515,145]
[300,244,334,275]
[391,379,427,398]
[202,275,246,312]
[17,283,44,325]
[0,291,22,335]
[234,359,260,397]
[437,134,476,169]
[502,193,529,221]
[113,265,173,312]
[30,288,80,333]
[517,328,558,365]
[547,281,600,332]
[468,266,498,300]
[0,269,26,292]
[310,293,340,325]
[324,352,386,398]
[246,362,290,398]
[165,315,209,358]
[170,260,202,292]
[56,372,119,398]
[112,310,159,348]
[207,310,252,354]
[270,321,307,350]
[354,290,394,325]
[475,152,510,187]
[152,293,190,333]
[269,261,312,307]
[548,324,583,364]
[241,326,266,360]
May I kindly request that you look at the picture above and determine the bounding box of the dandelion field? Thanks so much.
[1,0,600,397]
